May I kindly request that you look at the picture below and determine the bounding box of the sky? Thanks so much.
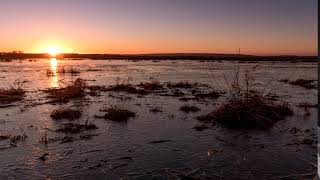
[0,0,317,55]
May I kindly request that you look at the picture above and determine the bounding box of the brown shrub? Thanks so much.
[137,81,163,91]
[50,108,81,120]
[10,134,28,143]
[0,81,26,104]
[149,107,162,113]
[106,83,148,95]
[289,79,317,89]
[55,121,97,134]
[297,102,317,108]
[0,135,10,141]
[193,124,209,131]
[0,134,27,142]
[194,91,220,99]
[103,106,135,121]
[201,65,293,129]
[87,85,108,92]
[179,105,200,113]
[44,78,87,102]
[167,81,197,89]
[279,79,289,83]
[46,66,80,77]
[201,93,293,129]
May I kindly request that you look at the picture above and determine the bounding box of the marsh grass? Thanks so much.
[137,80,164,91]
[55,120,97,134]
[10,134,28,143]
[288,79,317,89]
[87,85,108,92]
[50,108,81,120]
[0,81,26,104]
[46,66,80,77]
[0,134,27,142]
[179,105,200,113]
[67,67,81,74]
[296,102,315,117]
[103,105,135,121]
[149,107,162,113]
[106,76,147,95]
[279,79,289,83]
[105,77,217,98]
[206,94,293,129]
[193,124,209,131]
[201,65,293,129]
[106,83,149,95]
[297,102,317,108]
[0,135,10,141]
[171,89,185,97]
[44,78,87,102]
[167,81,198,89]
[194,91,220,99]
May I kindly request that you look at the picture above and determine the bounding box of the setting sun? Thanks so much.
[46,46,61,56]
[37,43,73,56]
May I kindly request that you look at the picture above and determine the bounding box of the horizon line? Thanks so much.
[0,52,317,57]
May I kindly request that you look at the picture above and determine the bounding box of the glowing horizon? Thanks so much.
[0,0,317,56]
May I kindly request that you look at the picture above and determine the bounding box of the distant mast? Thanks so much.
[238,48,241,55]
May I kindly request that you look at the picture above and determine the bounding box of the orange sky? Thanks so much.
[0,0,317,56]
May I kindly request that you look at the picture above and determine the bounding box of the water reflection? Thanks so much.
[50,58,58,88]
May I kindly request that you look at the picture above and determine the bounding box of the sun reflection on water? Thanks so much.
[50,58,58,88]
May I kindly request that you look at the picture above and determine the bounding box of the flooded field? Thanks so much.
[0,59,317,179]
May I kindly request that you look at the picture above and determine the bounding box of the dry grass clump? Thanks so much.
[193,124,209,131]
[85,68,103,72]
[46,66,80,76]
[297,102,317,108]
[150,107,162,113]
[55,121,97,134]
[194,91,220,99]
[137,81,164,91]
[67,67,81,74]
[106,83,135,91]
[106,83,148,95]
[288,79,317,89]
[0,134,27,142]
[203,94,293,129]
[167,81,197,89]
[45,69,54,76]
[200,66,293,129]
[87,85,109,96]
[172,89,185,97]
[0,59,12,62]
[10,134,28,143]
[179,105,200,113]
[44,78,87,102]
[50,108,81,120]
[0,81,26,104]
[103,106,135,121]
[0,135,10,141]
[178,97,196,101]
[279,79,289,83]
[87,85,108,92]
[296,103,316,116]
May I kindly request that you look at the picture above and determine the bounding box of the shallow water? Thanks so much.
[0,59,317,179]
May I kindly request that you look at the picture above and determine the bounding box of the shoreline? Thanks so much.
[0,53,317,62]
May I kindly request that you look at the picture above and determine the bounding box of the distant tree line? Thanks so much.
[0,52,316,62]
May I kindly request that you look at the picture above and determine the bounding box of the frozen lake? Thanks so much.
[0,58,317,179]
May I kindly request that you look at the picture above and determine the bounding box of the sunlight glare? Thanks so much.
[50,58,58,88]
[47,47,61,57]
[50,57,57,70]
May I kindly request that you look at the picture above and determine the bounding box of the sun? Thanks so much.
[37,43,73,56]
[46,46,61,57]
